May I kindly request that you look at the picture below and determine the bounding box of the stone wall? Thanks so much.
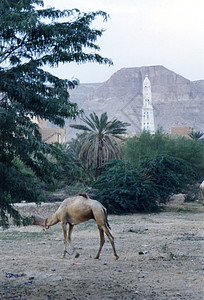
[14,202,61,219]
[40,127,67,144]
[170,126,193,138]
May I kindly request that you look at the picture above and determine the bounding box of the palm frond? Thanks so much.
[82,115,97,131]
[70,112,129,177]
[99,112,108,132]
[89,112,100,130]
[69,124,91,131]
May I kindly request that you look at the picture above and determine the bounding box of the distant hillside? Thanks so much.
[65,65,204,140]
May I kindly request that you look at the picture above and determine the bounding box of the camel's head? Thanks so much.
[30,215,35,225]
[31,215,45,226]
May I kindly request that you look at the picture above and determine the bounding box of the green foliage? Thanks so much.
[52,142,91,184]
[123,129,170,162]
[0,159,45,228]
[70,112,130,177]
[139,154,197,203]
[0,0,112,227]
[94,129,201,214]
[93,160,159,214]
[92,154,197,214]
[168,137,204,176]
[123,129,204,176]
[188,131,204,140]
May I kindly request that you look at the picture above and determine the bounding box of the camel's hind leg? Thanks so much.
[101,225,119,260]
[94,225,105,259]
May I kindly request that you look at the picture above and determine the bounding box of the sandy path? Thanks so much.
[0,202,204,299]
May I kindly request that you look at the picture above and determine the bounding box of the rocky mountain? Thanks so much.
[66,65,204,140]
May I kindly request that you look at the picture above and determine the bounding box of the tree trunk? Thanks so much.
[95,138,103,178]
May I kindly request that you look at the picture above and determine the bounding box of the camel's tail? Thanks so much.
[78,193,111,229]
[103,207,111,230]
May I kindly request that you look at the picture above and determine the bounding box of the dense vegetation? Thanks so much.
[0,0,111,228]
[92,154,197,214]
[93,160,159,214]
[122,129,204,176]
[1,2,203,227]
[91,129,203,213]
[55,129,202,215]
[70,112,129,177]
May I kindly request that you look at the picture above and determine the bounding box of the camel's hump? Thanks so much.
[78,193,89,199]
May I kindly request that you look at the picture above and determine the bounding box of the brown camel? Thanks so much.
[31,193,119,260]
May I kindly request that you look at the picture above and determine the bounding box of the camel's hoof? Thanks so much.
[60,251,67,259]
[94,256,99,259]
[74,252,80,258]
[115,255,119,260]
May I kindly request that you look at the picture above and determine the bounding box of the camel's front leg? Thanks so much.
[61,222,68,258]
[68,223,79,258]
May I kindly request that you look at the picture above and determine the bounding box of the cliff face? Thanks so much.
[67,65,204,140]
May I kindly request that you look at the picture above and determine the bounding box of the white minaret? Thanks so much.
[141,75,155,134]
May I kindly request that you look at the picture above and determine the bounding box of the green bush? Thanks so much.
[167,137,204,176]
[123,129,204,176]
[93,160,159,214]
[0,159,45,228]
[92,154,197,214]
[123,129,170,162]
[139,154,198,203]
[52,142,91,185]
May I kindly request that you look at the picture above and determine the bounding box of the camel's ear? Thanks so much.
[78,193,88,199]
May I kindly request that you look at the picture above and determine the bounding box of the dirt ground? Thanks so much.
[0,200,204,300]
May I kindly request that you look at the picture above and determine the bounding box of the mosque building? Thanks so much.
[141,75,155,134]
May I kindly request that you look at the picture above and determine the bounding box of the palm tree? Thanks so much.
[70,112,130,177]
[188,131,204,140]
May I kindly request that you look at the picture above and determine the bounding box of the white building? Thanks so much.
[32,116,67,144]
[141,75,155,134]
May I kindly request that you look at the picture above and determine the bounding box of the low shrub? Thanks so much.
[92,160,159,214]
[139,154,198,203]
[92,154,197,214]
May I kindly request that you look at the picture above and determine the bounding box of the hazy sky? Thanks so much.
[43,0,204,83]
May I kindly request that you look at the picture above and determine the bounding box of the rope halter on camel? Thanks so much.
[44,218,50,230]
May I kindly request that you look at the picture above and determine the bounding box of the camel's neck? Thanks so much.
[32,213,59,227]
[46,213,59,226]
